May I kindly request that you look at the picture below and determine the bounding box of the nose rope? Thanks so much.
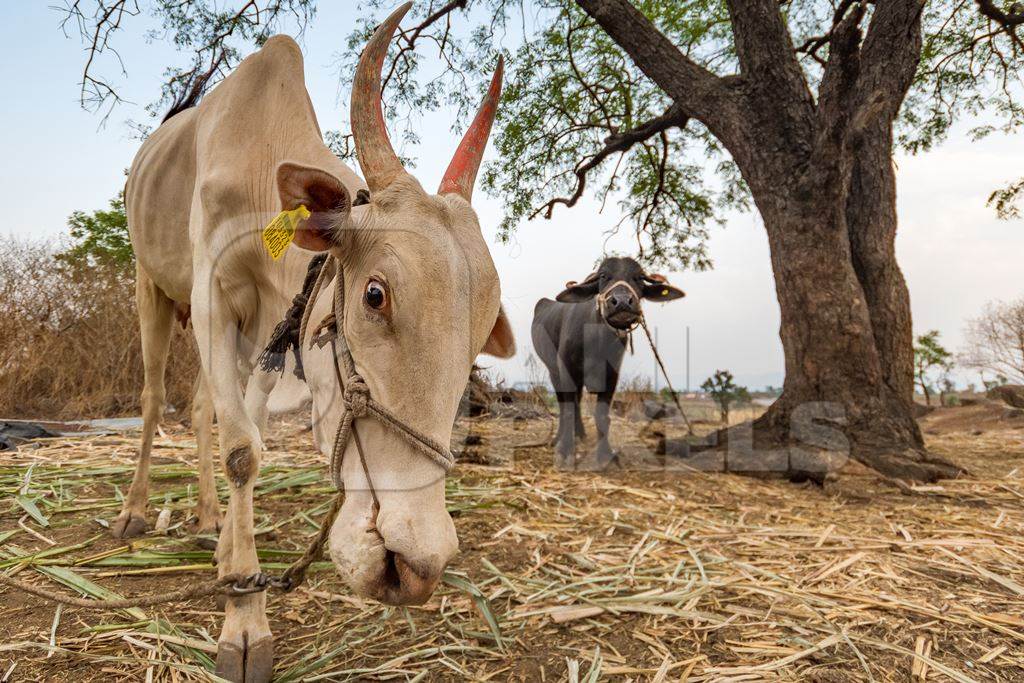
[596,280,642,341]
[301,256,455,499]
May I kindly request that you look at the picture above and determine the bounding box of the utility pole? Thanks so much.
[653,326,660,392]
[686,326,690,394]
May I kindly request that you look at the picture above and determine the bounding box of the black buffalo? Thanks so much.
[531,257,685,468]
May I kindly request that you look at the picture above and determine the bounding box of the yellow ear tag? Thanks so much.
[262,205,311,260]
[662,288,669,296]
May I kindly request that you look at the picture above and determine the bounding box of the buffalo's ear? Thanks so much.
[642,274,685,301]
[481,305,515,358]
[555,275,600,303]
[276,161,352,251]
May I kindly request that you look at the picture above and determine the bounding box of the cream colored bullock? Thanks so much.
[118,3,514,679]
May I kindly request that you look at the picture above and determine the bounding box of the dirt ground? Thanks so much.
[1,400,1023,681]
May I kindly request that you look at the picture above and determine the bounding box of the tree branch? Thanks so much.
[382,0,469,93]
[796,0,859,67]
[530,103,688,220]
[976,0,1024,25]
[817,2,866,138]
[974,0,1024,49]
[55,0,314,121]
[573,0,741,145]
[725,0,809,98]
[856,0,926,125]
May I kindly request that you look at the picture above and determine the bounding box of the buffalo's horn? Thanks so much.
[351,2,411,192]
[438,56,504,201]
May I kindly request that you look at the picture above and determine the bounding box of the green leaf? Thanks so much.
[442,570,505,651]
[15,495,50,527]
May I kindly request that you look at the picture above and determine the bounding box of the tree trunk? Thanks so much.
[576,0,964,482]
[742,154,961,482]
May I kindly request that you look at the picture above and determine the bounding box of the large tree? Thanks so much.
[338,0,1024,481]
[61,0,1024,480]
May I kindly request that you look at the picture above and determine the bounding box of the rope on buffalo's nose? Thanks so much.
[638,315,695,436]
[274,491,345,592]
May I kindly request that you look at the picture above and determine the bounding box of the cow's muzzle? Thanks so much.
[599,283,641,330]
[328,487,457,606]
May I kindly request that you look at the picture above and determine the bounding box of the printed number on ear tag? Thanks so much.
[262,205,310,260]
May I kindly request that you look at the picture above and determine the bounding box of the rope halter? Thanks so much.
[297,255,456,502]
[595,279,643,339]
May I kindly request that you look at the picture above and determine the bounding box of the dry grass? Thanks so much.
[1,403,1023,681]
[0,241,198,418]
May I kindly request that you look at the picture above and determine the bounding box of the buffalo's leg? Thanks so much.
[555,391,579,469]
[574,389,587,442]
[112,265,174,539]
[191,371,221,543]
[193,276,273,683]
[594,390,617,468]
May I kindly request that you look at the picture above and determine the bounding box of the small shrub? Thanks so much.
[701,370,750,423]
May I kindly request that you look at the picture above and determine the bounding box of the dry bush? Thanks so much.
[960,297,1024,385]
[612,374,654,414]
[0,240,198,419]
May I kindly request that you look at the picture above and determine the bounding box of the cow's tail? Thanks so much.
[161,52,226,123]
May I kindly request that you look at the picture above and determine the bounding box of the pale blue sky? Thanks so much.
[3,3,1022,390]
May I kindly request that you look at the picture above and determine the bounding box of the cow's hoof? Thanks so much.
[190,515,221,551]
[216,636,274,683]
[580,451,619,471]
[554,454,575,470]
[110,512,148,539]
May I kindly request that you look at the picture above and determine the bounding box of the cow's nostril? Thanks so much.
[380,551,438,605]
[383,550,401,590]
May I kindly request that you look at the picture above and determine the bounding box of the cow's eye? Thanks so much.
[364,279,388,310]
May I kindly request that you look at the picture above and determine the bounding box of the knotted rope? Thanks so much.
[305,256,454,494]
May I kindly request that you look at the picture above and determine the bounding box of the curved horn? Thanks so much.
[438,56,504,201]
[351,2,411,192]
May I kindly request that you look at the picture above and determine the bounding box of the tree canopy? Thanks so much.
[913,330,953,405]
[59,1,1024,269]
[58,191,133,268]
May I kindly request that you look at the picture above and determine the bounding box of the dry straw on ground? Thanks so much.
[0,404,1022,681]
[0,240,198,419]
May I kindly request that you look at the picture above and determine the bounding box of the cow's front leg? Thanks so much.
[554,392,578,469]
[593,391,618,469]
[192,281,273,683]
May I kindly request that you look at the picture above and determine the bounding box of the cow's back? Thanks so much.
[126,34,364,308]
[126,108,199,303]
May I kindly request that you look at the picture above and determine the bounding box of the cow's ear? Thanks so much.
[555,276,600,303]
[481,306,515,358]
[642,274,685,302]
[276,161,352,252]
